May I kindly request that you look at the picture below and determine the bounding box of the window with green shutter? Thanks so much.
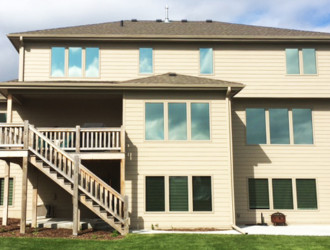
[248,179,269,209]
[169,176,188,211]
[0,178,13,206]
[296,179,317,209]
[146,177,165,211]
[193,176,212,211]
[272,179,293,209]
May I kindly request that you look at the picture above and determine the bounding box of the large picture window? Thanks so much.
[246,108,313,145]
[248,179,269,209]
[51,47,99,78]
[145,102,210,141]
[146,177,165,212]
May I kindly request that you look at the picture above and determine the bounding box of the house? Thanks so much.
[0,19,330,235]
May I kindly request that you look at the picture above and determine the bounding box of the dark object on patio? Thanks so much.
[271,212,286,226]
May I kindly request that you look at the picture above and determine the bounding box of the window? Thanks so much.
[0,113,6,123]
[272,179,293,209]
[51,47,65,77]
[146,177,165,211]
[139,48,153,74]
[51,47,99,77]
[246,108,313,145]
[145,103,164,140]
[168,103,187,140]
[248,179,269,209]
[296,179,317,209]
[68,47,82,77]
[269,109,290,144]
[200,48,213,74]
[0,178,13,206]
[169,177,188,211]
[193,176,212,211]
[146,176,212,212]
[191,103,210,140]
[145,102,210,141]
[85,48,100,77]
[246,108,266,144]
[286,48,317,74]
[292,109,313,144]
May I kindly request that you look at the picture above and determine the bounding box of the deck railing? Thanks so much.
[0,123,123,152]
[37,127,122,152]
[0,123,24,148]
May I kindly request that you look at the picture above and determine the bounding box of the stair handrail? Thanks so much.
[28,124,126,220]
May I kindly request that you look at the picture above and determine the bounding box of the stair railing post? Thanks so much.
[72,155,80,236]
[23,120,29,150]
[124,195,129,234]
[75,126,80,153]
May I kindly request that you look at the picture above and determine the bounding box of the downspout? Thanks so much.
[226,87,247,235]
[18,36,25,82]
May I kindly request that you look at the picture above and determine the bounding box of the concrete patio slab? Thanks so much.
[132,225,330,236]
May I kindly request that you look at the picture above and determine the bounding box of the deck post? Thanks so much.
[31,168,38,228]
[20,156,28,234]
[2,160,10,226]
[6,94,12,123]
[75,126,80,153]
[72,155,80,236]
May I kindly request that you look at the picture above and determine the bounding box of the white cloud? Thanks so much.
[1,0,330,81]
[86,58,99,77]
[68,66,82,77]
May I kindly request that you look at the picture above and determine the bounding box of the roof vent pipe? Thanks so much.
[120,20,124,27]
[164,5,170,23]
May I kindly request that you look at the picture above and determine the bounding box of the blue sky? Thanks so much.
[1,0,330,81]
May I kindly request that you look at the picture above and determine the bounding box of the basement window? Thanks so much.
[0,178,13,206]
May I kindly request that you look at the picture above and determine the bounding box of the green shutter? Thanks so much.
[146,177,165,211]
[272,179,293,209]
[0,178,13,206]
[248,179,269,209]
[170,177,188,211]
[296,179,317,209]
[193,176,212,211]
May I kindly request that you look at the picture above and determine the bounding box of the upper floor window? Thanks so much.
[200,48,213,74]
[51,47,65,77]
[51,47,99,78]
[68,47,82,77]
[139,48,153,74]
[145,102,210,141]
[285,48,317,74]
[246,108,313,145]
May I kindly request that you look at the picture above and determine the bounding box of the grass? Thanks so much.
[1,234,330,250]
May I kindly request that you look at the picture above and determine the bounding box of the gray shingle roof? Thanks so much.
[121,72,244,87]
[8,20,330,39]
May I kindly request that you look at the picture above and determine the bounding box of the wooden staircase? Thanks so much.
[0,123,129,235]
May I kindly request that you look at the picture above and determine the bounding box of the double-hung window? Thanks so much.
[286,48,317,74]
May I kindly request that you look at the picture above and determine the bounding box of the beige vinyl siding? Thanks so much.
[233,98,330,225]
[124,91,233,229]
[23,42,330,98]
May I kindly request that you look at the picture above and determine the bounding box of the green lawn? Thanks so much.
[1,234,330,250]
